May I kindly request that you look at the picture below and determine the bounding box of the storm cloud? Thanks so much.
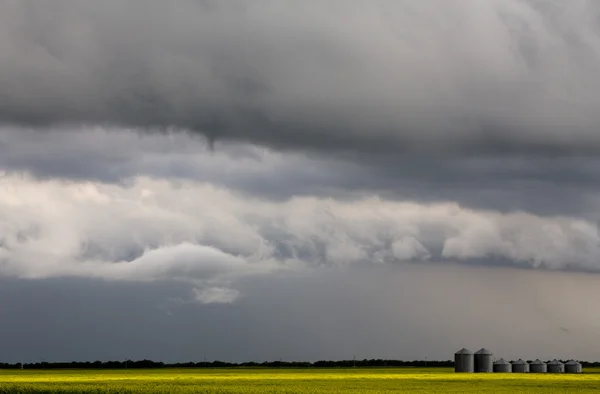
[1,0,600,156]
[2,173,600,299]
[1,1,600,363]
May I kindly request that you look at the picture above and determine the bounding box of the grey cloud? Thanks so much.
[1,1,600,156]
[191,287,240,304]
[4,127,600,218]
[2,173,600,301]
[5,0,600,366]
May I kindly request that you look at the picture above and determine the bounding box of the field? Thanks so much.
[1,367,600,393]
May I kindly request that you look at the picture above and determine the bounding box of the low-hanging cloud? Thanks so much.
[1,1,600,156]
[1,173,600,302]
[5,126,600,220]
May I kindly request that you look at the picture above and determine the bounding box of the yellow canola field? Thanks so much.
[0,367,599,393]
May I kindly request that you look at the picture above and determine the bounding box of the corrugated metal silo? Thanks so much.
[493,358,511,373]
[474,348,494,373]
[547,359,564,373]
[565,360,582,374]
[454,348,474,373]
[529,359,547,373]
[511,359,529,373]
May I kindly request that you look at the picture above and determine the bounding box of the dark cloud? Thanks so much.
[2,0,600,219]
[3,1,600,364]
[1,1,600,157]
[3,127,600,218]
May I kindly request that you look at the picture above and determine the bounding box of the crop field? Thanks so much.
[1,367,600,393]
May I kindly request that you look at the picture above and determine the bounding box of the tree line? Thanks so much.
[0,359,451,369]
[1,359,597,369]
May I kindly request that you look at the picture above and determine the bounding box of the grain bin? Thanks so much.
[474,348,493,373]
[454,348,474,373]
[529,359,547,373]
[565,360,582,374]
[493,358,511,373]
[511,359,529,373]
[547,359,564,373]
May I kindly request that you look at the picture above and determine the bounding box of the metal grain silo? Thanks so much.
[493,358,511,373]
[511,359,529,373]
[474,348,494,373]
[529,359,547,373]
[454,348,474,373]
[547,359,564,373]
[565,360,582,374]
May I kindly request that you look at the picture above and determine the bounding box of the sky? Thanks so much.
[2,0,600,363]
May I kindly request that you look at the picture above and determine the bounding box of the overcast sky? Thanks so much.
[2,0,600,363]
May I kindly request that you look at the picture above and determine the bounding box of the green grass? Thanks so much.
[1,367,599,393]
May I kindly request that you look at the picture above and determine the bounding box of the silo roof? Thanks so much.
[494,358,509,364]
[475,348,493,355]
[548,359,564,365]
[455,348,472,355]
[565,360,581,365]
[530,359,546,365]
[512,359,528,365]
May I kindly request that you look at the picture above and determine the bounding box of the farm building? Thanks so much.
[453,348,581,374]
[547,360,564,373]
[493,358,511,373]
[511,359,529,373]
[529,359,547,373]
[454,348,474,373]
[565,360,582,374]
[474,348,493,373]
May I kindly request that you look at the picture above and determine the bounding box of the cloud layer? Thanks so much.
[1,172,600,302]
[2,1,600,362]
[1,1,600,155]
[4,126,600,220]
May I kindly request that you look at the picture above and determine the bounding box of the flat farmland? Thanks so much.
[1,367,599,393]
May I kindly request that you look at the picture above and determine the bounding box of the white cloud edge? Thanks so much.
[0,172,599,303]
